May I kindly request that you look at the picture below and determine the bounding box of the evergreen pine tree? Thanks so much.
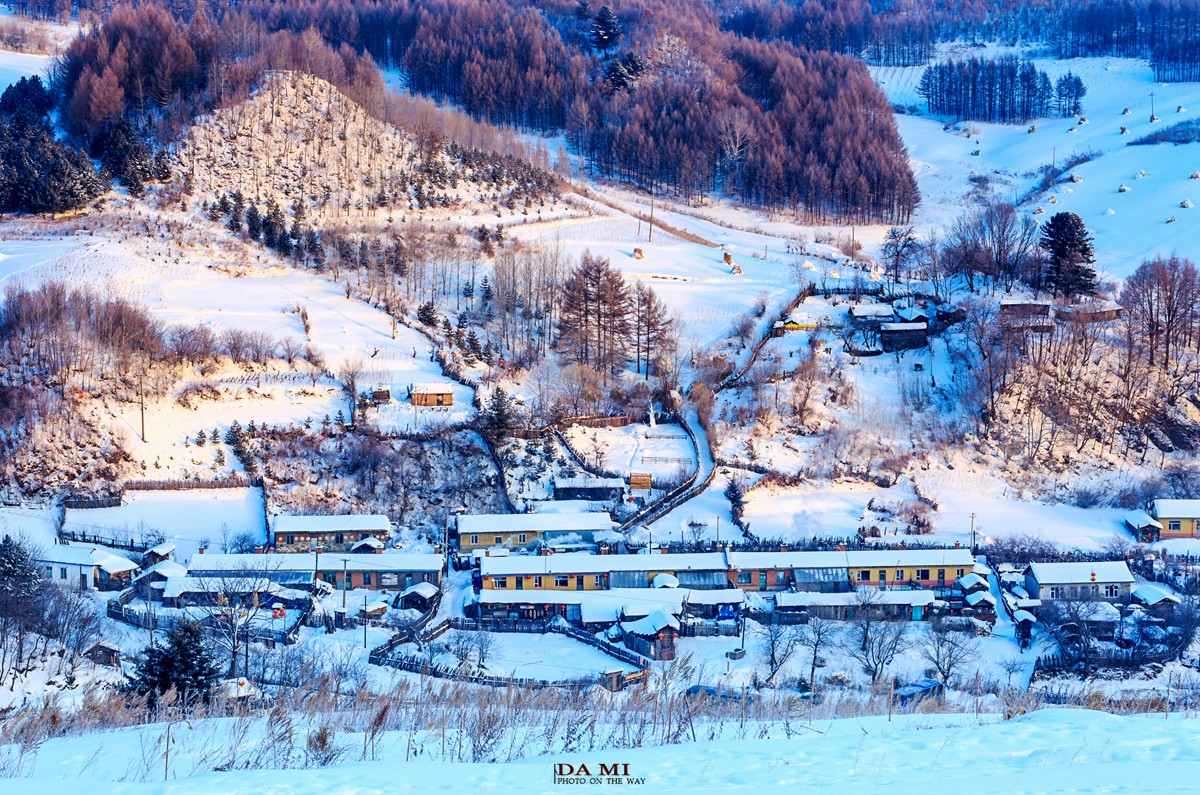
[245,204,262,240]
[589,6,623,54]
[130,621,219,708]
[1040,211,1098,298]
[480,276,494,305]
[484,387,515,434]
[195,430,207,447]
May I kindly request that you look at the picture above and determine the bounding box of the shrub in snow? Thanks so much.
[1105,208,1117,215]
[1137,169,1148,178]
[1033,207,1045,215]
[1192,172,1200,179]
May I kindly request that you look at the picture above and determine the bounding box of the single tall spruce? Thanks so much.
[1040,211,1097,298]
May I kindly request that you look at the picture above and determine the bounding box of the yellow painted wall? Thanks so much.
[1157,516,1199,538]
[483,572,606,590]
[460,529,544,551]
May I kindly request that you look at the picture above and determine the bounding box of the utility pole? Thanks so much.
[1150,91,1156,120]
[648,196,655,243]
[363,594,368,648]
[138,362,146,443]
[970,512,977,553]
[342,558,349,609]
[1051,146,1056,170]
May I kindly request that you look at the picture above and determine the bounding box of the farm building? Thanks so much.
[1055,301,1123,323]
[271,514,392,553]
[1147,499,1200,539]
[143,542,177,567]
[1023,561,1134,603]
[408,383,453,407]
[36,544,138,592]
[628,472,654,490]
[1125,509,1164,542]
[771,313,820,336]
[848,303,896,328]
[455,512,617,558]
[396,581,440,612]
[893,303,930,323]
[618,609,679,660]
[553,476,625,502]
[726,548,975,592]
[1000,298,1054,332]
[188,551,443,591]
[879,321,928,352]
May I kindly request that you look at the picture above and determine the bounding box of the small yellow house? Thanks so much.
[409,383,453,407]
[456,513,616,559]
[1148,499,1200,538]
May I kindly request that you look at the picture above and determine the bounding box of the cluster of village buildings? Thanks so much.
[34,493,1198,663]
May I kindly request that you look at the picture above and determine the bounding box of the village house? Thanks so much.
[774,589,937,621]
[725,548,975,593]
[999,298,1054,332]
[271,514,392,553]
[455,512,618,559]
[1023,561,1134,604]
[1125,508,1164,542]
[553,476,625,502]
[142,542,177,567]
[618,609,679,660]
[408,382,453,407]
[848,303,897,329]
[189,551,443,591]
[879,321,928,352]
[1146,499,1200,539]
[36,544,138,592]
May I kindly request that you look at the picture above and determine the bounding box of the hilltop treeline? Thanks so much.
[918,58,1087,123]
[50,0,917,223]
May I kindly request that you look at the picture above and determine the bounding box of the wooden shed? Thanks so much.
[409,383,453,407]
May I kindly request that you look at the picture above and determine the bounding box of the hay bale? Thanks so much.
[1119,184,1132,193]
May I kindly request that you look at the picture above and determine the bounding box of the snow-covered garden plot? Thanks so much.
[396,631,639,680]
[61,487,267,559]
[740,481,926,542]
[561,422,695,481]
[639,472,738,546]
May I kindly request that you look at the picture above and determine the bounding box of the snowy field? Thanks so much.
[61,487,267,560]
[872,50,1200,276]
[9,709,1200,793]
[0,47,49,89]
[399,631,639,680]
[562,422,695,480]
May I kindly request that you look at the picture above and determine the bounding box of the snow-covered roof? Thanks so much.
[162,575,308,601]
[893,304,930,322]
[849,303,896,318]
[409,382,453,394]
[458,513,615,535]
[133,559,189,582]
[728,549,974,570]
[1026,561,1134,585]
[555,476,625,489]
[957,573,987,590]
[481,551,726,576]
[36,545,138,575]
[1125,509,1162,529]
[775,590,936,608]
[351,537,386,551]
[653,573,680,588]
[879,321,928,332]
[621,609,680,636]
[273,514,391,534]
[190,552,443,573]
[1078,601,1122,622]
[1011,585,1029,599]
[1132,583,1182,606]
[965,591,996,607]
[1000,298,1053,307]
[146,542,176,557]
[1015,598,1042,609]
[1151,499,1200,518]
[401,581,440,599]
[1013,609,1038,623]
[478,587,698,623]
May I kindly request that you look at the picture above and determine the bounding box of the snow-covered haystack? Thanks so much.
[1137,169,1148,179]
[1069,173,1084,183]
[1181,199,1194,209]
[1033,207,1045,215]
[1105,208,1117,215]
[1048,195,1058,203]
[1119,184,1132,193]
[1167,215,1177,223]
[1191,171,1200,179]
[175,71,556,228]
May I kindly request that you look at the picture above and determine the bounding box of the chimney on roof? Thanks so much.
[198,545,205,554]
[255,545,264,554]
[954,541,961,549]
[780,544,788,552]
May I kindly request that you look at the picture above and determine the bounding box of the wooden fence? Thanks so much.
[60,530,152,553]
[619,416,709,532]
[1034,646,1177,672]
[106,600,308,646]
[125,476,263,491]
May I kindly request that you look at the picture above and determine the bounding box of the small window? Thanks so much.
[492,577,508,588]
[285,535,295,545]
[518,533,527,543]
[1050,585,1062,599]
[362,572,371,585]
[533,576,543,588]
[895,569,904,582]
[555,575,569,587]
[493,535,502,544]
[1169,520,1182,532]
[916,569,930,581]
[335,533,344,545]
[60,567,67,579]
[738,571,752,584]
[469,535,478,545]
[858,570,871,582]
[956,569,965,578]
[594,574,603,587]
[1105,584,1118,598]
